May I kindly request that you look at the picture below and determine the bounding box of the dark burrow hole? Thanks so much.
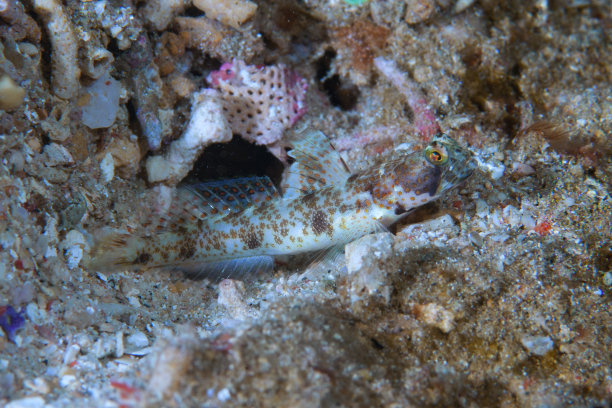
[314,49,360,110]
[182,5,206,17]
[183,135,285,186]
[192,55,222,80]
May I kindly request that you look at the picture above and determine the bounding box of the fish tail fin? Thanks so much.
[85,229,147,271]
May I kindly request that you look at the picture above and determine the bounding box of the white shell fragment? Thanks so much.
[80,73,121,129]
[192,0,257,29]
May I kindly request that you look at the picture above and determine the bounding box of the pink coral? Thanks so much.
[207,59,307,153]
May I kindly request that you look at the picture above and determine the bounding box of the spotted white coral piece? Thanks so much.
[207,59,307,154]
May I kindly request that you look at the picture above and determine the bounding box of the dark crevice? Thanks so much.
[314,49,360,110]
[184,135,285,187]
[183,5,205,17]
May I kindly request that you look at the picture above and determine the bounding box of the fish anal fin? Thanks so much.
[172,255,275,282]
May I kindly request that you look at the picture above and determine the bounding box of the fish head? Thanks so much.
[422,133,477,196]
[368,133,476,215]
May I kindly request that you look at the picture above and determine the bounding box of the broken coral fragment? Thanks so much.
[207,59,307,155]
[81,46,114,79]
[0,0,41,43]
[146,89,232,184]
[142,0,188,31]
[122,34,165,151]
[105,135,141,179]
[33,0,80,99]
[192,0,257,29]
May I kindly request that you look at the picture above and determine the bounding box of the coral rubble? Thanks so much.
[146,89,232,184]
[33,0,79,99]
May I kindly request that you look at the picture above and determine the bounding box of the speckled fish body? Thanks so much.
[89,131,476,274]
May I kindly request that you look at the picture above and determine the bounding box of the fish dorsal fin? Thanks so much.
[144,176,280,233]
[186,176,279,215]
[281,130,351,198]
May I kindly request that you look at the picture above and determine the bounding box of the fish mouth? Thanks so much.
[432,134,477,195]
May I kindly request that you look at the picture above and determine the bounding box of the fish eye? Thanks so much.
[425,145,448,165]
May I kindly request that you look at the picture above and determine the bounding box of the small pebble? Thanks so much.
[63,344,80,365]
[42,143,74,167]
[11,282,36,305]
[5,396,46,408]
[0,75,26,110]
[218,279,249,319]
[454,0,476,13]
[217,388,231,402]
[99,152,115,183]
[469,231,484,248]
[404,0,435,24]
[521,335,554,356]
[59,374,76,388]
[127,331,149,348]
[412,303,455,333]
[23,377,50,394]
[115,331,124,358]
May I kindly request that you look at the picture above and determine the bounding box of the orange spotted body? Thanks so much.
[89,131,476,275]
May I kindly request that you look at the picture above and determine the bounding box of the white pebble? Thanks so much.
[100,152,115,183]
[59,374,76,387]
[454,0,476,13]
[65,245,83,269]
[63,344,80,365]
[127,331,149,348]
[5,396,46,408]
[217,388,231,402]
[521,335,553,356]
[115,331,124,358]
[23,377,50,394]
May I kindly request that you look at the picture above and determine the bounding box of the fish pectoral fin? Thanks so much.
[281,130,352,198]
[85,229,146,271]
[169,255,275,282]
